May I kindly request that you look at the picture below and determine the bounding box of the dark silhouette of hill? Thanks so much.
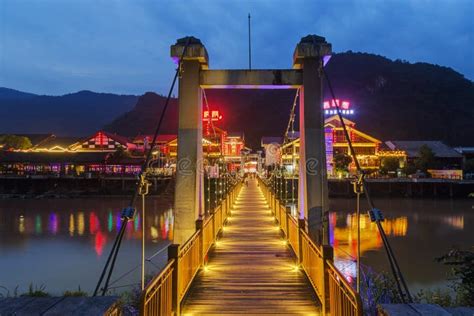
[105,52,474,149]
[324,52,474,147]
[0,89,138,136]
[104,92,179,136]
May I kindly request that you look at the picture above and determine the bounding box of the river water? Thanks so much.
[0,197,473,296]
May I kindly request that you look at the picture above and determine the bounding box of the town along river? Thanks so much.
[0,197,473,296]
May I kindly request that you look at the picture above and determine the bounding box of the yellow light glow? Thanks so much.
[77,212,85,236]
[69,214,75,236]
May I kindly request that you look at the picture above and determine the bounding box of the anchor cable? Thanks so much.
[320,59,413,303]
[93,38,191,296]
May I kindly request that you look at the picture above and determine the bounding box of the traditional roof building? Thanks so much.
[386,141,463,169]
[69,131,136,152]
[277,115,406,176]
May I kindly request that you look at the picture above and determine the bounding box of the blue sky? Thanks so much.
[0,0,473,96]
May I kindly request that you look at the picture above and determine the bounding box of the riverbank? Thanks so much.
[1,176,473,198]
[0,176,173,199]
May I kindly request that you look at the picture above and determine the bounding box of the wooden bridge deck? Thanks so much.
[181,179,320,315]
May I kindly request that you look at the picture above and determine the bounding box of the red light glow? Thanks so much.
[203,110,223,122]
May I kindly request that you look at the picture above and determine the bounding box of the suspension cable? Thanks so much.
[202,88,229,205]
[320,59,413,303]
[93,38,191,296]
[283,88,300,144]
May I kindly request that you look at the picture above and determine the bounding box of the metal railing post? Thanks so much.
[298,218,305,264]
[195,219,204,265]
[322,245,334,315]
[168,244,180,315]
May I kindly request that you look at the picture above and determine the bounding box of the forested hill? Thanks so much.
[0,88,138,136]
[105,52,474,149]
[325,52,474,147]
[2,51,472,148]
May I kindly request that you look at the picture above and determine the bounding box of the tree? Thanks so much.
[333,153,352,173]
[415,145,436,172]
[0,135,32,150]
[380,157,400,175]
[464,158,474,173]
[437,248,474,306]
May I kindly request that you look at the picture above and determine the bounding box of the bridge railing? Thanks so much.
[258,176,362,316]
[140,260,174,316]
[140,181,242,316]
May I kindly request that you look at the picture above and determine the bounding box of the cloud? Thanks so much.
[0,0,472,95]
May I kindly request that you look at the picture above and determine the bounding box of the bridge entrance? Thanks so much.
[172,35,332,246]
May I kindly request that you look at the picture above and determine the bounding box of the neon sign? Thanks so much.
[203,110,222,122]
[323,99,354,115]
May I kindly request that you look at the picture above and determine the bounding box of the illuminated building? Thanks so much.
[278,115,407,176]
[386,141,463,178]
[69,131,136,152]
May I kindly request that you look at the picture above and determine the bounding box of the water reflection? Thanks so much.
[329,198,473,291]
[2,201,174,257]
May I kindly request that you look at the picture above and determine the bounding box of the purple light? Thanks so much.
[323,55,332,67]
[200,84,300,89]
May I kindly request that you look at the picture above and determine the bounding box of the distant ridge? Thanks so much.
[0,88,139,136]
[105,52,474,148]
[2,52,473,147]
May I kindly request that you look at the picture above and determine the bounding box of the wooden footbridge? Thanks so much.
[140,177,361,315]
[136,34,363,315]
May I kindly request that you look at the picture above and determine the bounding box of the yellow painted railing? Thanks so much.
[327,260,363,316]
[202,216,214,258]
[300,230,325,303]
[140,182,242,315]
[287,214,299,259]
[140,260,174,316]
[258,176,363,316]
[176,231,201,301]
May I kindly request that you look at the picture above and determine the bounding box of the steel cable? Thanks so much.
[320,58,413,303]
[93,38,191,296]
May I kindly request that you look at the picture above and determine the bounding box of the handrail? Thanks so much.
[202,215,214,258]
[286,213,299,259]
[300,229,325,302]
[177,230,201,301]
[140,259,174,316]
[327,260,363,316]
[140,181,242,315]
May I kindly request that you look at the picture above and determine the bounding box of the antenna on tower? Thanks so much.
[248,13,252,70]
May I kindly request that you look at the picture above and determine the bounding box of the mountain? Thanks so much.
[104,89,295,149]
[324,52,474,147]
[0,89,138,136]
[105,52,474,148]
[104,92,179,136]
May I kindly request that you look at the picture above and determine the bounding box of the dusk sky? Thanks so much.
[0,0,473,96]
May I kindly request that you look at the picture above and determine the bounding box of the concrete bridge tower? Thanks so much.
[170,35,331,246]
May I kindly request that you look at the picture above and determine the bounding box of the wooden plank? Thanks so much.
[181,179,321,315]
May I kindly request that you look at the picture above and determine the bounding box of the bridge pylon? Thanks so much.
[293,35,332,245]
[171,36,208,245]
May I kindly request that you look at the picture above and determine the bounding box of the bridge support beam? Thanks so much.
[293,35,332,245]
[172,37,208,244]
